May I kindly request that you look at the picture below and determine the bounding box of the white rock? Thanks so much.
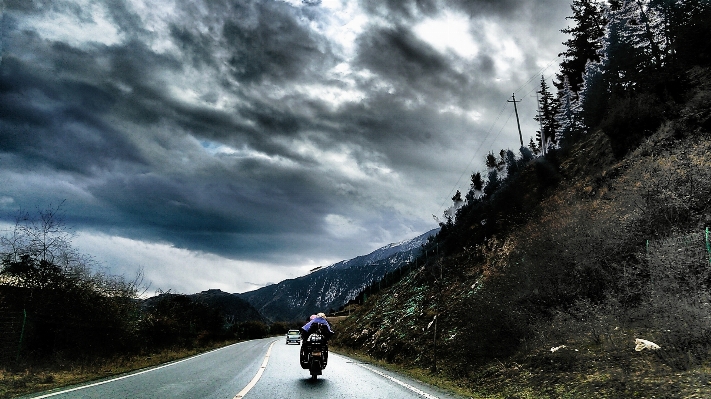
[634,338,661,351]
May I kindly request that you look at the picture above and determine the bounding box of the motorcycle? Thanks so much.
[300,332,328,379]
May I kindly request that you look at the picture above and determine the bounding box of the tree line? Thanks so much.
[443,0,711,236]
[0,205,278,367]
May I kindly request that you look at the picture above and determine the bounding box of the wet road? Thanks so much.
[23,338,465,399]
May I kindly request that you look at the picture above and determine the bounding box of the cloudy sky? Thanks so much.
[1,0,571,294]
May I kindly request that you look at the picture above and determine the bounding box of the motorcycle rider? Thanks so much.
[300,313,334,339]
[299,312,334,368]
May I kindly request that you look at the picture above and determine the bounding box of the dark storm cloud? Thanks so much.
[1,0,573,291]
[355,25,464,90]
[0,0,355,260]
[6,0,89,18]
[103,1,149,39]
[78,151,365,260]
[221,0,336,84]
[359,0,521,22]
[0,43,144,173]
[359,0,438,21]
[169,24,219,70]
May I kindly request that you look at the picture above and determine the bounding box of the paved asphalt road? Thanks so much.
[23,338,466,399]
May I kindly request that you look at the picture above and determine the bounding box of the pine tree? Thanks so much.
[528,137,540,156]
[504,150,518,176]
[470,172,484,192]
[498,149,507,171]
[620,0,664,70]
[557,0,608,93]
[444,190,465,225]
[465,172,484,203]
[452,190,463,204]
[645,0,711,69]
[483,169,500,197]
[555,77,586,147]
[578,56,608,130]
[519,145,534,163]
[485,152,498,169]
[534,76,560,151]
[600,0,664,90]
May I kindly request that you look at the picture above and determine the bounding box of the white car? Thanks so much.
[286,329,301,344]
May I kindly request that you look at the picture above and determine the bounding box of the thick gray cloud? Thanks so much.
[0,0,572,293]
[360,0,521,22]
[355,25,465,93]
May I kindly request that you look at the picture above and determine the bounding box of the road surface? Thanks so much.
[23,338,465,399]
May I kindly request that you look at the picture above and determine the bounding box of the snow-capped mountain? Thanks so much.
[238,228,439,322]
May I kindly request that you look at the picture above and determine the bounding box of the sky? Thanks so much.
[0,0,572,295]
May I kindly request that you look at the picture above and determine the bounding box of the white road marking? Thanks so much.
[28,343,241,398]
[353,361,440,399]
[233,340,276,399]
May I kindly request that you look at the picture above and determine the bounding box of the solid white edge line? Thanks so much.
[233,340,276,399]
[28,342,247,399]
[352,361,440,399]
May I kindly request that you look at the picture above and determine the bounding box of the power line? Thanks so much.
[437,59,560,214]
[437,102,510,211]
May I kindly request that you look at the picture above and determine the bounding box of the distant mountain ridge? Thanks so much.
[238,228,439,322]
[143,288,265,323]
[189,289,266,323]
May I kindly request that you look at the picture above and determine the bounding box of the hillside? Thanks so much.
[333,66,711,398]
[238,228,438,322]
[141,289,266,323]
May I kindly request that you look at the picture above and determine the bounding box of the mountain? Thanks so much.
[189,289,266,323]
[238,228,439,322]
[143,289,265,323]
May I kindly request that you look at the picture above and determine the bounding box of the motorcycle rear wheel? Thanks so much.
[309,360,321,380]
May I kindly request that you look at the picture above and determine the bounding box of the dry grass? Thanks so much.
[335,342,711,399]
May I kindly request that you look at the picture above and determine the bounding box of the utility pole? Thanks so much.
[508,93,523,148]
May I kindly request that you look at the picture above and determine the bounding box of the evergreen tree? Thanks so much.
[465,172,484,203]
[557,0,608,93]
[534,76,560,151]
[620,0,664,70]
[555,77,586,147]
[452,190,463,204]
[600,0,663,90]
[444,190,464,225]
[483,169,500,197]
[498,149,507,171]
[646,0,711,69]
[528,137,540,156]
[485,152,498,169]
[519,145,534,163]
[471,172,484,192]
[578,57,608,130]
[504,150,518,177]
